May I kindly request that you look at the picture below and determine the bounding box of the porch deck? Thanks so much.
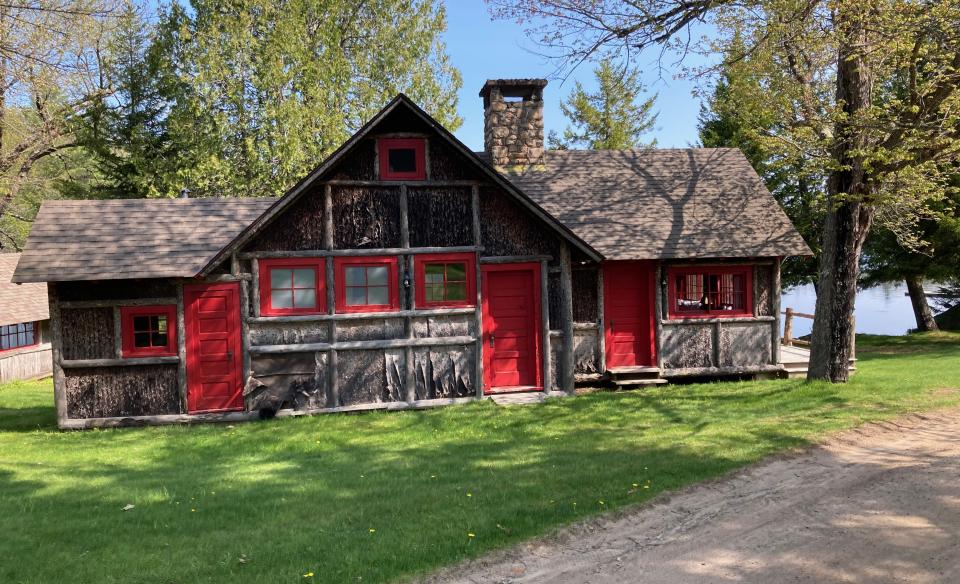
[781,344,811,378]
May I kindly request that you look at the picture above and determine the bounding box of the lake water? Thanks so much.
[781,283,920,337]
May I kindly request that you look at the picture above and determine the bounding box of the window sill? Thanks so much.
[248,307,475,324]
[61,356,180,368]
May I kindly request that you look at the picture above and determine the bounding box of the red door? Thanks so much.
[604,261,656,368]
[184,282,244,413]
[481,263,542,392]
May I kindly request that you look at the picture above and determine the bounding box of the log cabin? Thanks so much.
[12,79,811,429]
[0,253,51,383]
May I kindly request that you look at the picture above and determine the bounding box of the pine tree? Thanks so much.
[550,61,658,150]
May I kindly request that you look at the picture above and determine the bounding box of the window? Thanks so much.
[668,266,753,318]
[335,256,400,313]
[378,138,426,180]
[120,305,177,357]
[414,253,476,308]
[0,322,37,352]
[259,258,326,316]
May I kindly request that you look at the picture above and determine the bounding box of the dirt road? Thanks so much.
[430,412,960,583]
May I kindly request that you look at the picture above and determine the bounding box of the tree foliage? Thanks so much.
[549,60,658,150]
[151,0,461,198]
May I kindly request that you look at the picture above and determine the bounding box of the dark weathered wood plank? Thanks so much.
[239,246,481,260]
[559,243,575,393]
[60,297,178,309]
[247,307,474,324]
[249,336,476,354]
[61,356,181,368]
[480,254,552,264]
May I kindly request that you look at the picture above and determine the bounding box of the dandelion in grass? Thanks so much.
[369,528,376,534]
[303,572,314,578]
[466,492,472,497]
[598,500,605,506]
[467,533,475,538]
[191,508,196,512]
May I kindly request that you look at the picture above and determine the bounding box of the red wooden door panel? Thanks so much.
[604,261,656,368]
[184,283,243,413]
[481,263,542,392]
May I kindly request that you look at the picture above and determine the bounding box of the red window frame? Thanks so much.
[0,321,38,353]
[334,256,400,313]
[378,138,426,180]
[414,252,476,308]
[259,258,326,316]
[667,266,753,318]
[120,305,177,357]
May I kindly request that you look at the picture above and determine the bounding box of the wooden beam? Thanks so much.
[653,263,664,371]
[230,253,240,276]
[48,283,67,427]
[60,297,178,309]
[238,246,481,260]
[326,179,481,188]
[176,283,188,412]
[240,279,252,381]
[597,265,606,371]
[248,335,476,354]
[540,258,551,391]
[399,184,410,248]
[61,356,180,368]
[559,243,575,393]
[472,184,484,398]
[247,307,474,324]
[250,258,261,317]
[772,258,782,365]
[324,183,334,250]
[58,395,484,429]
[481,254,553,264]
[200,274,252,283]
[661,316,776,325]
[112,306,122,359]
[661,364,783,377]
[572,323,599,331]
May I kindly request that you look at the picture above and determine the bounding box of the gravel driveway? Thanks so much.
[429,411,960,584]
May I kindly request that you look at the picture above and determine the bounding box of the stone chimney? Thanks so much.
[480,79,547,168]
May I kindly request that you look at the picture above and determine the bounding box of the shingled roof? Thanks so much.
[12,198,276,283]
[495,148,812,260]
[0,253,48,326]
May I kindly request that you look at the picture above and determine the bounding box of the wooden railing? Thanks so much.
[782,307,815,346]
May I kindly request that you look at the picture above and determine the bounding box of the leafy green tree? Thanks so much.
[154,0,462,198]
[549,61,657,150]
[66,2,177,200]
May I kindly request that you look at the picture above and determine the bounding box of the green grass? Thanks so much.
[2,333,960,584]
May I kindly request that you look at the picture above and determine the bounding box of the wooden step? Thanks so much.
[489,393,545,406]
[613,378,668,387]
[609,366,660,375]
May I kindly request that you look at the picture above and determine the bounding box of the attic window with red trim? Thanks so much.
[121,305,177,357]
[378,138,426,180]
[668,266,753,318]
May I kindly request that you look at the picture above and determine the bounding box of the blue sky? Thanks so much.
[443,2,707,150]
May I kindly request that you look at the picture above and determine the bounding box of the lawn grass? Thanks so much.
[2,333,959,584]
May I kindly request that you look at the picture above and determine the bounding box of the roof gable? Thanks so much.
[201,94,602,273]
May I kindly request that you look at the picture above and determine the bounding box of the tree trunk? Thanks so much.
[905,275,939,332]
[808,6,874,383]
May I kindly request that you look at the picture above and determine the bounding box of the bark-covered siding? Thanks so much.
[328,137,377,180]
[755,264,773,316]
[407,187,473,247]
[248,352,328,411]
[661,324,714,369]
[64,364,180,418]
[57,279,176,302]
[479,186,559,259]
[428,138,476,181]
[572,268,598,323]
[719,323,772,367]
[573,329,600,374]
[60,307,114,360]
[248,186,326,251]
[548,271,563,329]
[338,350,400,406]
[332,186,401,249]
[248,322,330,346]
[413,345,474,399]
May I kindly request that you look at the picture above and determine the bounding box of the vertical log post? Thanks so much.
[773,258,783,365]
[324,183,339,407]
[176,282,188,413]
[112,306,122,358]
[596,265,606,374]
[653,262,664,371]
[540,258,551,391]
[400,184,416,402]
[250,258,261,317]
[783,308,794,346]
[47,283,68,426]
[240,278,252,384]
[559,243,575,393]
[472,184,484,397]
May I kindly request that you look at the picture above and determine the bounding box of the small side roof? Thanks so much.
[12,198,275,283]
[0,253,48,326]
[497,149,812,260]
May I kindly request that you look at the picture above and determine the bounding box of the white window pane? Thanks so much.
[367,286,388,305]
[345,266,365,286]
[272,289,294,308]
[293,268,315,288]
[271,268,292,289]
[346,286,366,305]
[293,289,317,309]
[367,266,388,286]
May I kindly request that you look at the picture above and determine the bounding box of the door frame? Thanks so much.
[480,262,543,393]
[183,281,244,414]
[602,260,657,369]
